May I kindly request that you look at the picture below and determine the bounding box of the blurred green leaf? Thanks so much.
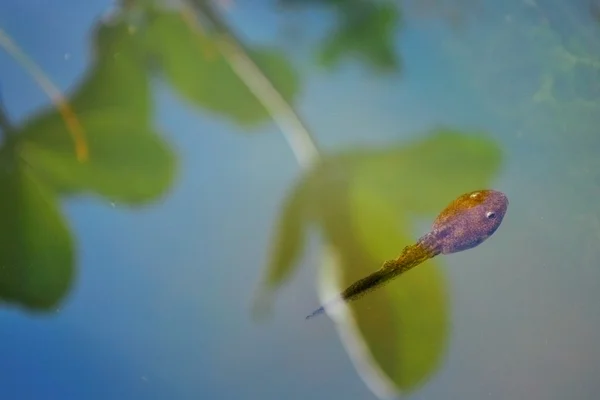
[279,0,402,72]
[315,170,407,388]
[312,158,447,394]
[0,16,177,312]
[0,153,73,310]
[19,110,176,204]
[69,19,151,123]
[252,175,314,320]
[9,17,172,204]
[264,176,313,289]
[320,130,500,393]
[353,129,503,216]
[320,247,448,394]
[344,171,449,392]
[144,10,300,127]
[260,128,502,394]
[319,2,401,71]
[0,13,181,314]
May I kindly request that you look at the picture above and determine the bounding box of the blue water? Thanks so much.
[0,1,599,399]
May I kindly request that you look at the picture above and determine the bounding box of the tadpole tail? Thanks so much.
[305,306,325,320]
[305,266,400,320]
[305,243,439,320]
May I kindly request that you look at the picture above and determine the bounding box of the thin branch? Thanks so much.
[185,0,321,169]
[0,27,89,162]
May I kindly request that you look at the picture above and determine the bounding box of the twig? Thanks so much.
[0,27,88,161]
[185,0,321,169]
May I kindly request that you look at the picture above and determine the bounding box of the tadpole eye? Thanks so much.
[486,211,496,219]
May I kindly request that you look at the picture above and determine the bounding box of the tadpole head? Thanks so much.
[433,189,509,254]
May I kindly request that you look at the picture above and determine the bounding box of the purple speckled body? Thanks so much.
[419,189,509,255]
[306,189,509,319]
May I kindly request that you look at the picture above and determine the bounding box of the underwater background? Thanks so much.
[0,0,599,399]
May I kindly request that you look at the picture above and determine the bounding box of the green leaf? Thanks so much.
[278,0,402,71]
[144,10,300,127]
[70,19,151,122]
[353,129,503,216]
[257,129,502,395]
[312,130,501,394]
[0,153,74,310]
[264,176,312,289]
[309,161,447,395]
[11,18,174,204]
[18,18,152,132]
[252,175,313,320]
[344,172,448,393]
[319,3,401,72]
[320,247,448,395]
[12,17,154,174]
[19,110,176,204]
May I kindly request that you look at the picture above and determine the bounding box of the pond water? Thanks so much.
[0,0,599,399]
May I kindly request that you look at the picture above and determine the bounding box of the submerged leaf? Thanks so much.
[320,246,448,395]
[279,0,402,72]
[310,160,447,394]
[144,10,300,127]
[19,110,176,204]
[353,129,503,216]
[319,3,401,72]
[252,174,314,320]
[11,18,153,167]
[317,130,501,393]
[264,176,313,289]
[70,19,151,122]
[346,176,448,392]
[259,129,503,395]
[0,153,74,310]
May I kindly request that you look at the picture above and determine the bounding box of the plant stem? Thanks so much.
[187,0,321,169]
[0,27,88,161]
